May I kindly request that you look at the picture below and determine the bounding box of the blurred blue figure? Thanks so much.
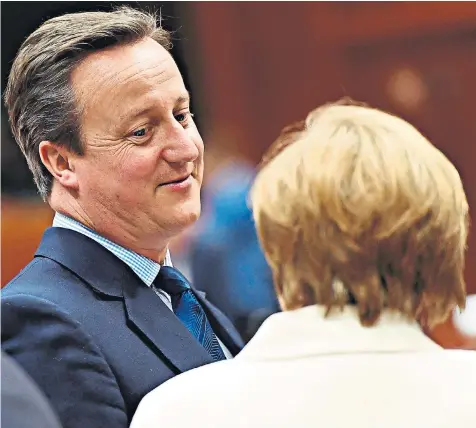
[190,160,279,342]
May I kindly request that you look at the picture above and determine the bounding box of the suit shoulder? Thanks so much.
[4,256,72,288]
[2,294,128,428]
[2,256,89,306]
[2,293,88,341]
[3,257,44,287]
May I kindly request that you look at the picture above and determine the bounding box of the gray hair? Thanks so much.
[4,6,171,200]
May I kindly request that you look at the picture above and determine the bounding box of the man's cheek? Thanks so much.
[125,159,157,180]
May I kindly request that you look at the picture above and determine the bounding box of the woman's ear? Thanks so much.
[278,295,287,311]
[39,141,79,191]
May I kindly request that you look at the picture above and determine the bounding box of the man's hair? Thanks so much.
[4,6,171,200]
[251,100,469,328]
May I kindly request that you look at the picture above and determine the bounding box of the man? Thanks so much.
[1,7,243,428]
[131,102,476,428]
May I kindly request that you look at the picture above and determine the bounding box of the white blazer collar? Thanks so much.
[237,305,442,361]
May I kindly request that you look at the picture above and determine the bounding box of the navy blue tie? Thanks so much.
[154,266,226,362]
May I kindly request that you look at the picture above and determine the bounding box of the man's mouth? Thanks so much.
[159,174,191,187]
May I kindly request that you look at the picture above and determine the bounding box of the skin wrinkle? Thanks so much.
[47,37,203,262]
[77,64,173,143]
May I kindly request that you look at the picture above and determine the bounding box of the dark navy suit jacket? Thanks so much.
[2,227,243,428]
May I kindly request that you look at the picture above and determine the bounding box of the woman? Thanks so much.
[131,101,476,428]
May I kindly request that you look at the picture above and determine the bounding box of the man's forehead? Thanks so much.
[72,39,185,113]
[75,37,172,72]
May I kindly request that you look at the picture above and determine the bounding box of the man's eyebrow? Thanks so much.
[126,93,191,120]
[176,92,191,106]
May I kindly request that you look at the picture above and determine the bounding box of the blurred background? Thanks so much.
[2,1,476,344]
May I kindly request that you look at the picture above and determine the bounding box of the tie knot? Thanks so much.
[154,266,190,296]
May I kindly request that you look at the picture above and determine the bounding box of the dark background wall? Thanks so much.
[187,1,476,293]
[2,2,476,296]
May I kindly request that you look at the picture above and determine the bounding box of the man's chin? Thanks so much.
[166,203,201,231]
[180,207,201,227]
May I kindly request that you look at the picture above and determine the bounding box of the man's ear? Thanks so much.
[39,141,79,191]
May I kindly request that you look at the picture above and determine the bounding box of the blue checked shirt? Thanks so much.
[53,212,231,358]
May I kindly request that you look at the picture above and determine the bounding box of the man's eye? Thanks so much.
[175,112,194,125]
[132,128,147,137]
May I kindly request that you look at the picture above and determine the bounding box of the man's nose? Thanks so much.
[161,125,199,164]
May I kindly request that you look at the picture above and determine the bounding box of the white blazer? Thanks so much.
[131,305,476,428]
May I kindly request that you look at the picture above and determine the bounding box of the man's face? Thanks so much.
[70,38,204,246]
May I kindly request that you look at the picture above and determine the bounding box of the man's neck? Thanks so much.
[48,185,173,263]
[54,209,169,264]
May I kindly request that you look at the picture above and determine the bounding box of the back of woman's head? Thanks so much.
[251,100,469,328]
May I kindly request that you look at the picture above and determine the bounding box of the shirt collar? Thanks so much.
[52,212,172,287]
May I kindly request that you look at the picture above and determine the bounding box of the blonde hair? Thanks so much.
[251,101,469,327]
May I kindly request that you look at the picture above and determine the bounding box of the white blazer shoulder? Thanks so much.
[132,305,476,428]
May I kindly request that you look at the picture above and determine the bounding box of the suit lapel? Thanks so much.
[36,227,215,373]
[122,277,217,373]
